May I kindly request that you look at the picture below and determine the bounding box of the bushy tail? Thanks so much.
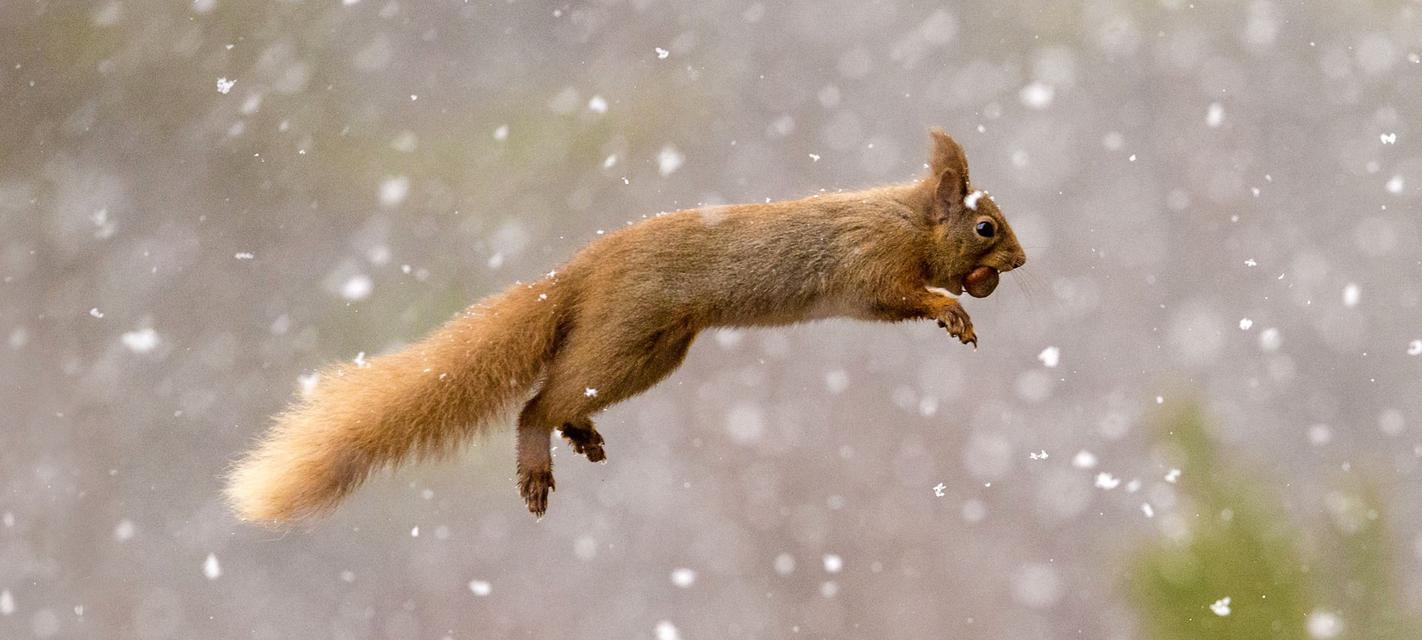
[225,282,564,523]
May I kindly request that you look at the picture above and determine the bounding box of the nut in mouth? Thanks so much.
[963,266,1000,298]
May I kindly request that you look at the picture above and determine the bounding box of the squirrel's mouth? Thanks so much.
[961,266,1000,298]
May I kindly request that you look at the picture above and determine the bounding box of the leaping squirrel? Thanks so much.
[226,128,1027,522]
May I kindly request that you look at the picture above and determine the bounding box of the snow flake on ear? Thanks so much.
[584,387,598,397]
[964,190,985,210]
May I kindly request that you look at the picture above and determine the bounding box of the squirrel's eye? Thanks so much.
[975,220,996,238]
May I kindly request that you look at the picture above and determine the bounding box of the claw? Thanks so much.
[562,424,607,463]
[518,469,555,518]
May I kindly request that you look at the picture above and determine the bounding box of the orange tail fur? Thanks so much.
[225,281,565,523]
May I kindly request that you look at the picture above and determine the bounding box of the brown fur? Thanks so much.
[225,128,1027,522]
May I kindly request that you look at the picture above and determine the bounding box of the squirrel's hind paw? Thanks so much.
[518,469,555,519]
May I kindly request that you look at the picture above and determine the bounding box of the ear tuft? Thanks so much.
[928,127,969,179]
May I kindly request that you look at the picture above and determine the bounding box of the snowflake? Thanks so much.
[1205,102,1225,128]
[121,328,159,354]
[1210,596,1232,617]
[670,568,696,588]
[203,553,222,580]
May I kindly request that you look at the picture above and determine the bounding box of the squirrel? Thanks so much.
[225,128,1027,522]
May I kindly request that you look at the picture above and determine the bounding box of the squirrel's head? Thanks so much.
[923,128,1027,298]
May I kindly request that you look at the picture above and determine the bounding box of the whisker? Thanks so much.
[1009,266,1058,320]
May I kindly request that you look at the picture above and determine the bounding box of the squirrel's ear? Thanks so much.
[928,128,969,179]
[933,167,969,223]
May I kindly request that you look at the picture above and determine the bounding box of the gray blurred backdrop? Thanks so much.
[2,1,1421,638]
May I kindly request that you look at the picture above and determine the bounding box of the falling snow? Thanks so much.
[203,553,222,580]
[120,328,160,353]
[1205,102,1225,128]
[6,6,1419,639]
[657,145,685,177]
[669,568,696,588]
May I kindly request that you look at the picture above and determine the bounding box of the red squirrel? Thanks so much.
[226,128,1027,522]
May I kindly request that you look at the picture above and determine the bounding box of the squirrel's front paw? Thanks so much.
[560,421,607,463]
[935,301,978,348]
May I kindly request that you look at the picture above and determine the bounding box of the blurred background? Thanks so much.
[2,1,1421,638]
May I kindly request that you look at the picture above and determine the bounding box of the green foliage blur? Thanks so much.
[1131,407,1418,640]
